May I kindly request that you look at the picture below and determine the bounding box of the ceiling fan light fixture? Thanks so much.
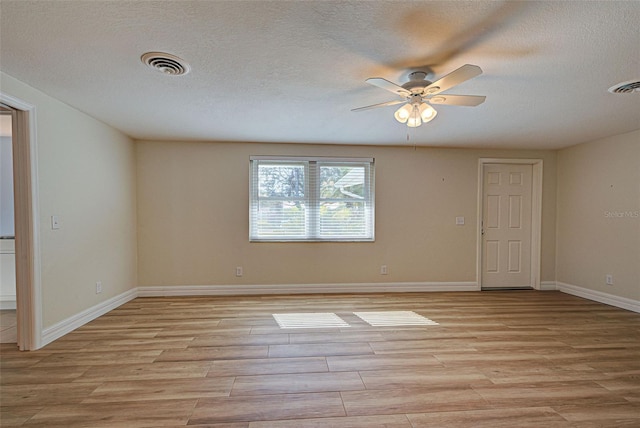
[407,104,422,128]
[419,103,437,123]
[394,104,412,123]
[407,117,421,127]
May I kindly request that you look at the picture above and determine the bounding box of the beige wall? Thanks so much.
[1,72,138,328]
[137,141,556,287]
[557,130,640,301]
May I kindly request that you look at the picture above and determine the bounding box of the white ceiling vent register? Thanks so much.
[141,52,191,76]
[608,79,640,94]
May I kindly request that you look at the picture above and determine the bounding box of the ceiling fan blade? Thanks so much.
[351,99,406,112]
[424,64,483,95]
[428,94,486,106]
[365,78,411,97]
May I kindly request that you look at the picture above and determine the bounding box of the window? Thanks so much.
[250,156,375,241]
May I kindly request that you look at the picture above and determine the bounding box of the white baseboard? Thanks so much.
[0,295,17,310]
[539,281,557,291]
[137,281,479,297]
[557,281,640,313]
[41,288,138,347]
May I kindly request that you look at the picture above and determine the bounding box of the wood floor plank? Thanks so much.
[0,383,102,406]
[208,357,329,377]
[73,361,211,382]
[288,331,385,344]
[341,386,490,415]
[377,329,477,341]
[0,406,44,427]
[406,407,573,428]
[326,353,443,372]
[56,328,162,341]
[432,350,549,366]
[596,376,640,402]
[248,414,413,427]
[190,334,289,347]
[552,401,640,425]
[190,392,345,424]
[32,350,162,367]
[480,364,608,384]
[472,380,629,407]
[155,345,269,362]
[369,338,477,354]
[268,342,373,358]
[75,337,195,352]
[230,371,365,395]
[358,367,493,389]
[166,424,249,428]
[155,327,252,338]
[0,347,51,369]
[250,326,349,335]
[82,376,235,403]
[22,399,197,427]
[1,366,88,385]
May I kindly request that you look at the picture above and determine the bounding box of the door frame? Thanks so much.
[476,158,543,291]
[1,92,42,350]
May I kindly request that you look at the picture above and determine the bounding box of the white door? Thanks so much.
[481,163,533,289]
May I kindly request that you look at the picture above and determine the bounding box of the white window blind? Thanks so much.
[250,157,375,242]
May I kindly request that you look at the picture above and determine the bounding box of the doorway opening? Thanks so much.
[0,92,41,351]
[1,106,16,343]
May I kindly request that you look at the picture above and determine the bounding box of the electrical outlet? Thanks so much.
[605,274,613,285]
[235,266,243,277]
[380,265,388,275]
[51,215,60,230]
[96,281,102,294]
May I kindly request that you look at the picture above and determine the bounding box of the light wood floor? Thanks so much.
[1,291,639,427]
[0,310,17,344]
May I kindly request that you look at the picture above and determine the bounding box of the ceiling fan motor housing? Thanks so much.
[408,93,423,105]
[402,73,431,94]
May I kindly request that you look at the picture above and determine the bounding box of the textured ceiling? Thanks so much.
[1,0,639,149]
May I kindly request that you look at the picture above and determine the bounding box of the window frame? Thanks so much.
[249,156,375,242]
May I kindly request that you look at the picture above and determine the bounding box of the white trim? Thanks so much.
[477,158,543,291]
[557,281,640,313]
[41,288,138,347]
[250,155,374,163]
[539,281,557,291]
[137,282,478,297]
[0,297,17,310]
[0,92,42,350]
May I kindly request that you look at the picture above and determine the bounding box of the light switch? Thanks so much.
[456,216,465,225]
[51,215,60,230]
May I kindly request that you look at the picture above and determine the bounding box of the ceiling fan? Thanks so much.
[352,64,486,127]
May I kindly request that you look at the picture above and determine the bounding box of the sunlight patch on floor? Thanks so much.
[272,313,350,329]
[353,311,438,327]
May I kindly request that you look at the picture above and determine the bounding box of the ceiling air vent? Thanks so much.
[141,52,190,76]
[608,79,640,94]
